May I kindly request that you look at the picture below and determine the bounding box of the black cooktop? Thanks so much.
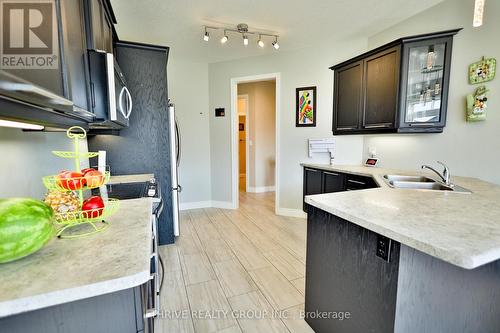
[106,182,147,200]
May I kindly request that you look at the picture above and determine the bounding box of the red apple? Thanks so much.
[57,171,85,190]
[82,196,105,219]
[84,170,104,188]
[81,168,97,175]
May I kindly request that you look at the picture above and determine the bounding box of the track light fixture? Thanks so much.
[203,27,210,41]
[257,35,264,48]
[220,30,228,44]
[202,24,280,50]
[272,36,280,50]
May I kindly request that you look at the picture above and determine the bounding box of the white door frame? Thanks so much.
[230,73,280,212]
[237,94,250,193]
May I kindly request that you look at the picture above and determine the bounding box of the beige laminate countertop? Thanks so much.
[0,198,153,318]
[302,164,500,270]
[108,173,155,185]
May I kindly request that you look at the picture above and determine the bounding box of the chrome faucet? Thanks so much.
[421,161,451,185]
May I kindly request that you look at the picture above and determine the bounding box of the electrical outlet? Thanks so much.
[376,235,392,262]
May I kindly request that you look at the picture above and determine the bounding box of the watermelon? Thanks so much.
[0,198,55,263]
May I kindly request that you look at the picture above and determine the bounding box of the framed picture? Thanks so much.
[296,86,317,127]
[469,57,496,84]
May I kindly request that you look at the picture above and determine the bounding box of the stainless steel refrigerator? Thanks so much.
[168,102,181,236]
[88,41,177,245]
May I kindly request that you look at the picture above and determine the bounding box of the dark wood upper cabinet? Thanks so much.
[85,0,116,52]
[333,61,363,132]
[331,29,461,135]
[60,0,91,112]
[363,46,400,130]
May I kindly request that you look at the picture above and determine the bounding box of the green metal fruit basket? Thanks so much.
[53,198,120,238]
[42,171,111,192]
[42,126,119,239]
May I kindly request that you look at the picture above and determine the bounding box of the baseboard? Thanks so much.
[179,201,212,210]
[247,185,276,193]
[211,201,236,209]
[276,207,307,219]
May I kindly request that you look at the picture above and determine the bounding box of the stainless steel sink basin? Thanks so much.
[383,174,471,193]
[389,180,453,191]
[383,174,436,183]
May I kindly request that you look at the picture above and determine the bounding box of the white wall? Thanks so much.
[363,0,500,185]
[0,129,89,199]
[208,39,366,212]
[238,81,276,190]
[167,55,212,206]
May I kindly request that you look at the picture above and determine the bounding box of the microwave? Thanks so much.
[88,50,132,129]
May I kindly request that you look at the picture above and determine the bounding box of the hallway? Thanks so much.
[158,192,312,333]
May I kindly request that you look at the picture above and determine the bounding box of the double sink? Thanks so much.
[383,175,471,193]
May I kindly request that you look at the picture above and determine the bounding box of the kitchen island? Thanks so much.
[302,164,500,333]
[0,198,154,333]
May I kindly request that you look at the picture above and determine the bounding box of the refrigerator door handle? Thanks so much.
[175,119,181,167]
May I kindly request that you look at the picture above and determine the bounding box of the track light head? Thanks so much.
[272,40,280,50]
[221,31,228,44]
[243,35,249,46]
[257,35,264,48]
[203,29,210,42]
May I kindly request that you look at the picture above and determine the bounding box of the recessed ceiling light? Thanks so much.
[0,119,44,130]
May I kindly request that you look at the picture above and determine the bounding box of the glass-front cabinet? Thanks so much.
[398,36,454,132]
[331,29,460,135]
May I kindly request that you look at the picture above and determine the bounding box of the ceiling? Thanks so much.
[110,0,444,63]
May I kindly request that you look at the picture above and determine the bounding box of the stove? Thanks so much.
[92,178,162,213]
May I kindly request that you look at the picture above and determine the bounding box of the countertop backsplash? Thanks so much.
[0,128,89,199]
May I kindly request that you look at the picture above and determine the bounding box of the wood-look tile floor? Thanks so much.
[157,192,314,333]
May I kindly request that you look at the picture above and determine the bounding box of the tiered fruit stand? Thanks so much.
[42,126,119,238]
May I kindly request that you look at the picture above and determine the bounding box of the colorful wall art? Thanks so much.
[296,86,317,127]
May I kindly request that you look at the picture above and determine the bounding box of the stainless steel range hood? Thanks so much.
[0,71,94,129]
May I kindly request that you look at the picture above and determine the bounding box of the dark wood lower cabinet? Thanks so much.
[305,206,400,333]
[0,287,145,333]
[305,206,500,333]
[302,167,378,212]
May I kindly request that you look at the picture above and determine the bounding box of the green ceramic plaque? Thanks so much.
[469,57,496,84]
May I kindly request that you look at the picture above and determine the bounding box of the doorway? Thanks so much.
[237,95,249,192]
[231,73,280,212]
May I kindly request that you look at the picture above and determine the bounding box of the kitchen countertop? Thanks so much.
[302,164,500,269]
[0,198,153,318]
[108,173,154,185]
